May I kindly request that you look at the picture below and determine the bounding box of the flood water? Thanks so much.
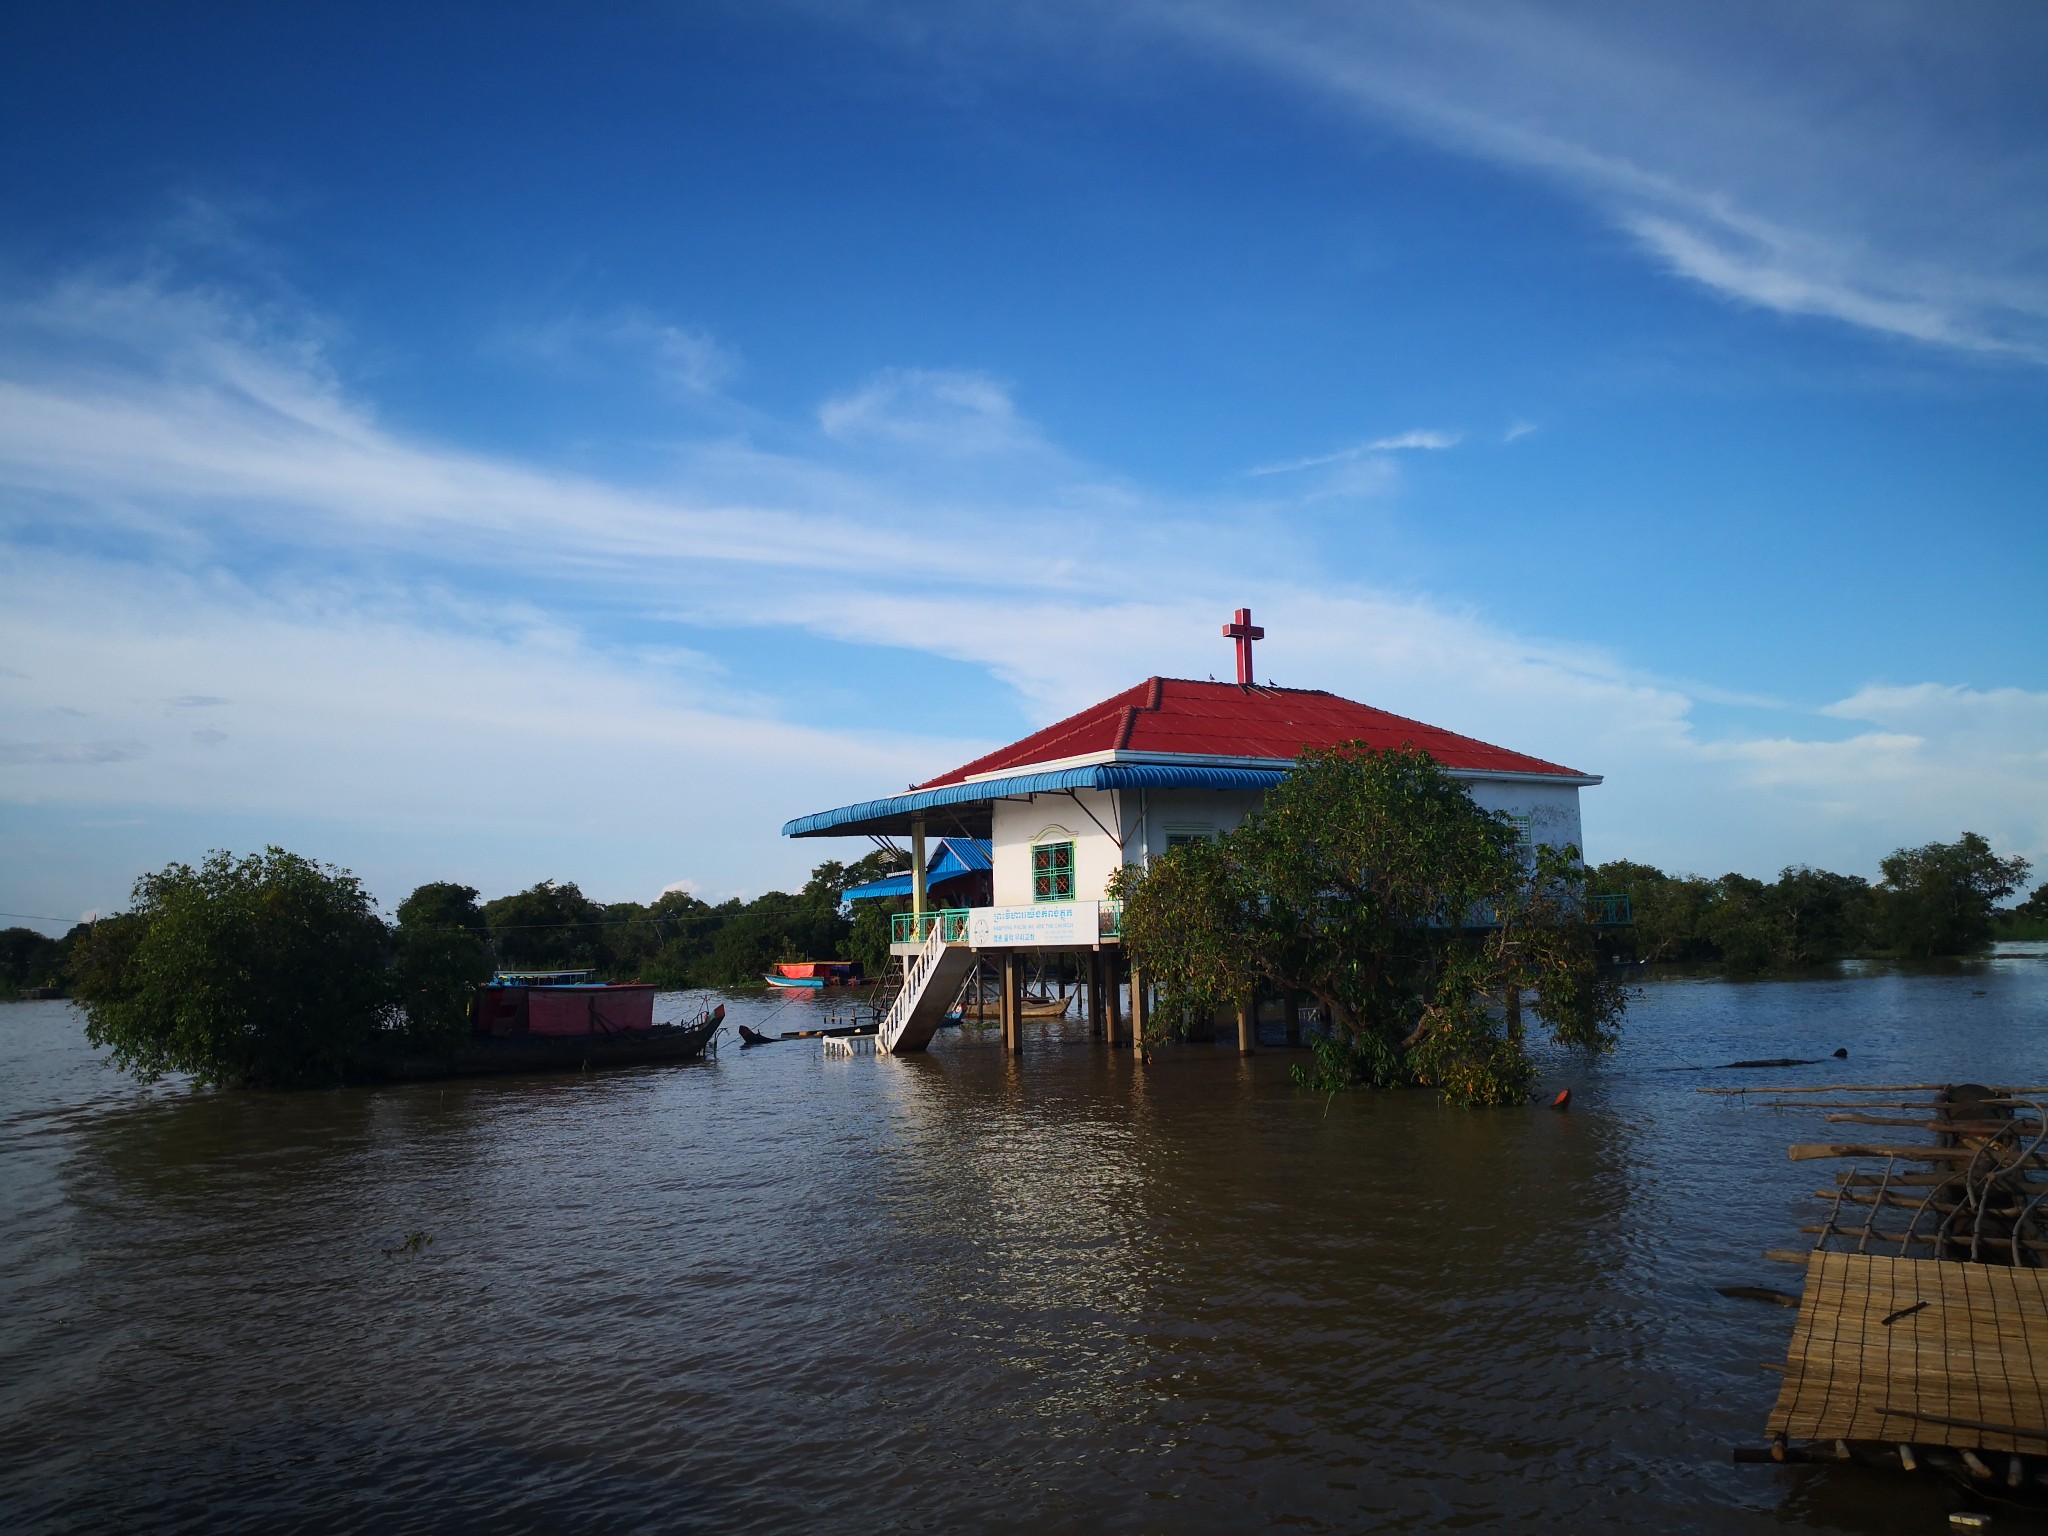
[4,953,2047,1534]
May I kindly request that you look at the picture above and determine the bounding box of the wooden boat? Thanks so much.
[474,970,660,1035]
[377,1002,724,1080]
[738,1024,777,1047]
[764,961,863,989]
[1019,994,1073,1019]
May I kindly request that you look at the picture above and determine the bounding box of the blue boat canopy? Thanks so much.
[783,764,1288,839]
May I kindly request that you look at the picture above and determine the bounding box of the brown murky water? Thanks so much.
[4,954,2047,1533]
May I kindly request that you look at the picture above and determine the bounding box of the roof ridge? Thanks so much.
[1154,674,1331,696]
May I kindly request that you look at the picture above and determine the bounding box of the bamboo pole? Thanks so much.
[1237,993,1254,1055]
[1129,964,1148,1058]
[1789,1143,2048,1164]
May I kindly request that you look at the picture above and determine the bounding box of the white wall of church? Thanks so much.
[987,779,1584,907]
[989,791,1125,906]
[1460,778,1585,857]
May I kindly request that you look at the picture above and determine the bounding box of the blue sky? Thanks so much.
[2,0,2045,924]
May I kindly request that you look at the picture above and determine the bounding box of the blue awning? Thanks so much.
[841,837,994,901]
[784,765,1287,838]
[841,872,915,901]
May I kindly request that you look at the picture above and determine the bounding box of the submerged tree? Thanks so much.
[1112,744,1626,1106]
[72,848,393,1088]
[1878,833,2031,958]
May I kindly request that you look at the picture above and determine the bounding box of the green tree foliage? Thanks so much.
[62,843,916,1087]
[473,852,903,988]
[1587,861,1719,963]
[2,925,72,992]
[71,848,393,1088]
[391,882,496,1046]
[1997,882,2048,941]
[482,880,607,971]
[845,900,897,978]
[1593,832,2027,967]
[1113,745,1627,1107]
[1879,833,2031,957]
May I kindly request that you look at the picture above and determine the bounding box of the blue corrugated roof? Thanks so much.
[784,765,1287,838]
[840,838,995,901]
[840,872,916,901]
[943,836,994,873]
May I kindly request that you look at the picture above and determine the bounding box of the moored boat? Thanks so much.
[427,1005,724,1078]
[372,971,724,1080]
[763,960,864,989]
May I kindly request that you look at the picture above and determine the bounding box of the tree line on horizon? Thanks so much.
[0,848,907,1001]
[2,831,2040,1006]
[1592,832,2040,971]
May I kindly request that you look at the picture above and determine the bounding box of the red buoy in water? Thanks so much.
[1550,1089,1571,1111]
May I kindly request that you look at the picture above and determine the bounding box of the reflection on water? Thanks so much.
[2,954,2045,1533]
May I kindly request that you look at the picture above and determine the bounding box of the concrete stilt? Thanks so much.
[1004,951,1023,1054]
[1104,955,1123,1046]
[999,952,1015,1051]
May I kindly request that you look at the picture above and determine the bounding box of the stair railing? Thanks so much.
[879,917,951,1054]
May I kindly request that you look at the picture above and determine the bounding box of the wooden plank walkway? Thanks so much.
[1769,1251,2048,1455]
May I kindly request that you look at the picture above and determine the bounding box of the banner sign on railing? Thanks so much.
[968,902,1099,948]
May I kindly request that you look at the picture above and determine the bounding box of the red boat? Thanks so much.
[764,961,863,989]
[474,969,658,1035]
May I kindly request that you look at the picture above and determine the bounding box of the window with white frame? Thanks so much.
[1505,815,1534,861]
[1164,824,1216,851]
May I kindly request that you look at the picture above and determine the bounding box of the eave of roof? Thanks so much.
[782,763,1289,839]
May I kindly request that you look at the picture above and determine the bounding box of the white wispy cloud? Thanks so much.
[840,1,2048,361]
[1147,0,2048,360]
[500,306,738,393]
[0,738,150,765]
[1250,428,1460,476]
[818,367,1042,455]
[1,271,2042,911]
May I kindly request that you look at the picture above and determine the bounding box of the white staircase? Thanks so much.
[878,919,979,1054]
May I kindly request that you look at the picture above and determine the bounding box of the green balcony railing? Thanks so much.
[1589,892,1632,926]
[891,908,972,944]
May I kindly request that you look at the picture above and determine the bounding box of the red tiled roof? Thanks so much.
[919,677,1588,788]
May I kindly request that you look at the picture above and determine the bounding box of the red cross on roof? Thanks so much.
[1222,606,1264,685]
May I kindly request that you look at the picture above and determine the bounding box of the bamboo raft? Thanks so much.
[1709,1081,2048,1499]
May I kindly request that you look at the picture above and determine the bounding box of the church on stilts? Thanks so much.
[782,609,1603,1057]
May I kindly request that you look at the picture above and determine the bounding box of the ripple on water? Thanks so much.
[1,958,2045,1533]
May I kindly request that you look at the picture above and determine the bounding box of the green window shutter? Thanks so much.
[1032,840,1075,902]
